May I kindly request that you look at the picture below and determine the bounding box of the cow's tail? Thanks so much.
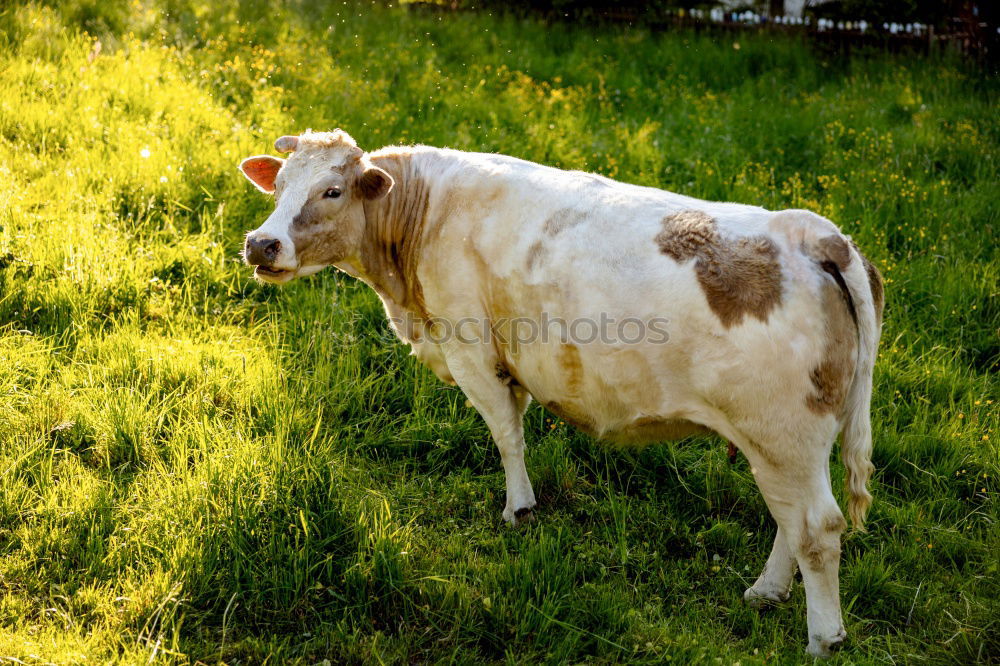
[815,234,884,531]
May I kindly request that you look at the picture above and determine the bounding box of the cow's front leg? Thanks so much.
[443,342,536,525]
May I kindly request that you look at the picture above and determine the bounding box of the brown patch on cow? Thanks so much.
[800,513,846,572]
[291,199,327,228]
[800,524,825,571]
[698,236,783,328]
[848,241,885,328]
[608,416,710,445]
[480,274,523,358]
[865,259,884,325]
[545,400,597,436]
[656,211,783,328]
[294,225,354,269]
[291,194,359,268]
[806,283,858,414]
[359,153,432,320]
[655,210,719,260]
[816,234,852,272]
[542,344,595,436]
[557,343,584,396]
[825,513,848,534]
[525,240,545,272]
[543,208,588,236]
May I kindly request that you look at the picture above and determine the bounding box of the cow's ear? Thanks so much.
[239,156,284,194]
[357,165,394,200]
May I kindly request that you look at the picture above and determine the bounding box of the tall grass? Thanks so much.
[0,1,997,663]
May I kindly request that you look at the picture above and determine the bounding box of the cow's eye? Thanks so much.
[324,187,341,199]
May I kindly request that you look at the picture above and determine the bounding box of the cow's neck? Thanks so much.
[357,150,433,321]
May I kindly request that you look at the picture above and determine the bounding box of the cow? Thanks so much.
[238,130,883,657]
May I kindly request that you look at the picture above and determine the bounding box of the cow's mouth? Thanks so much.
[254,265,293,281]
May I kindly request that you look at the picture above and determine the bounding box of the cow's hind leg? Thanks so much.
[742,438,848,657]
[744,527,797,607]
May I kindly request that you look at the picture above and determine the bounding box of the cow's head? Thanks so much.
[238,130,394,283]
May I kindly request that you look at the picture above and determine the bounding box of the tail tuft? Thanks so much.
[842,419,875,529]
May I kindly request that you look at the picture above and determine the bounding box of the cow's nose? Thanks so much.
[244,235,281,266]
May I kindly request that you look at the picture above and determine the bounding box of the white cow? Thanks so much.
[239,130,883,657]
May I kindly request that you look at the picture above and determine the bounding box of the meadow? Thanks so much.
[0,1,997,663]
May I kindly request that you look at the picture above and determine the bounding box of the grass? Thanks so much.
[0,1,997,663]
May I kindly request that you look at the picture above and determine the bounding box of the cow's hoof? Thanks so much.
[806,629,847,658]
[743,585,790,609]
[503,505,536,526]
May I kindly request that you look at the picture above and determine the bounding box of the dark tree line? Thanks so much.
[456,1,996,29]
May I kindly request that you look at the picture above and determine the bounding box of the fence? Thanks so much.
[405,2,1000,64]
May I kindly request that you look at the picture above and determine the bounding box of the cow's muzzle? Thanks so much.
[244,234,282,266]
[244,233,295,282]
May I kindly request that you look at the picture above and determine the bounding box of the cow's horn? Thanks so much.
[274,135,298,153]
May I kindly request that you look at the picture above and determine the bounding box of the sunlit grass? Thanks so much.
[0,1,997,663]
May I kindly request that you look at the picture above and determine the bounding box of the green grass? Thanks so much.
[0,1,997,663]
